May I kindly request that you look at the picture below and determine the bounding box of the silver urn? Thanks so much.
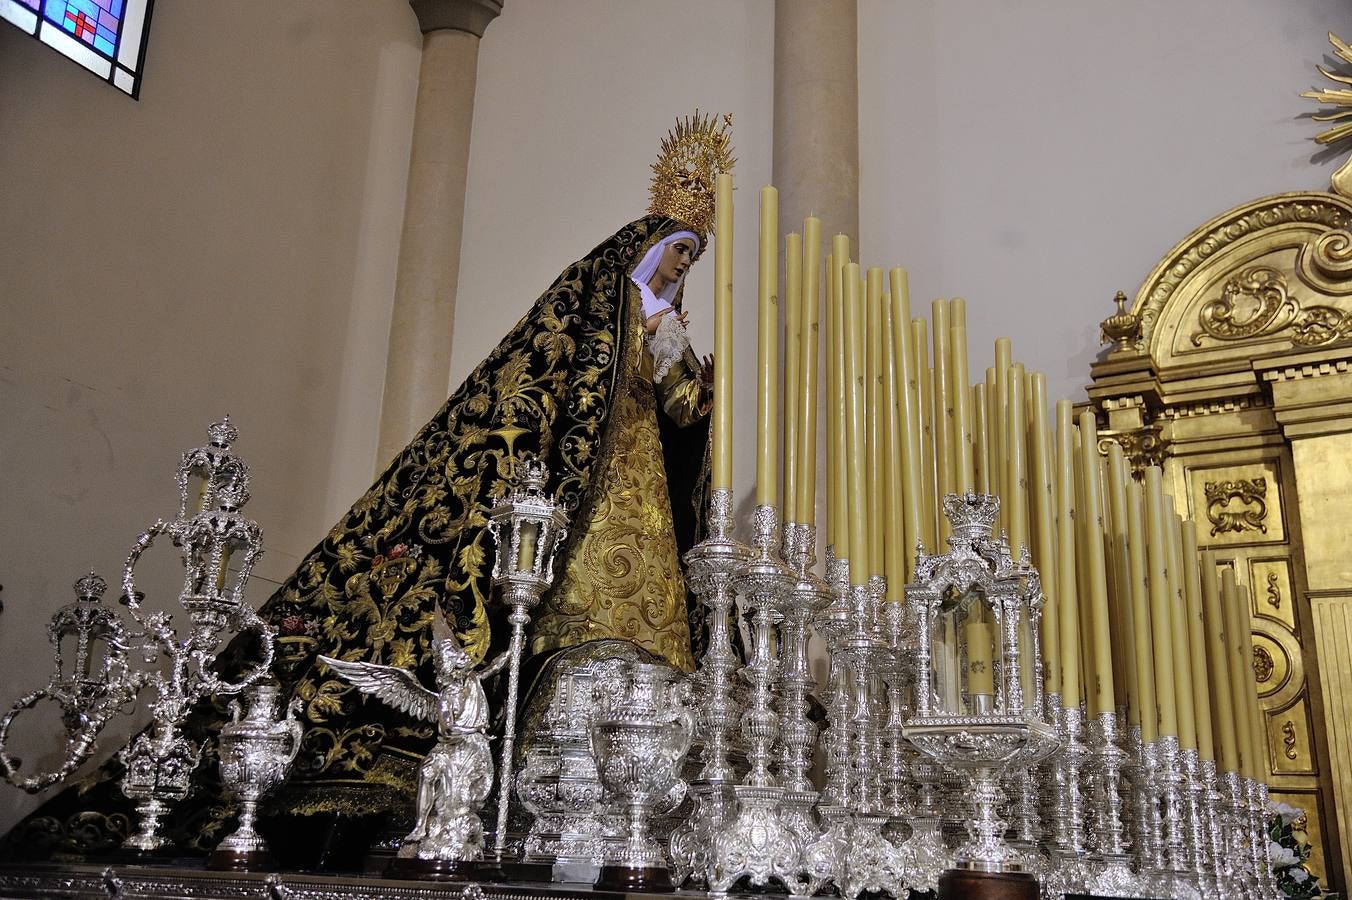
[589,661,694,889]
[207,681,302,870]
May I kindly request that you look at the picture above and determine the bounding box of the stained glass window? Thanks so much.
[1,0,154,98]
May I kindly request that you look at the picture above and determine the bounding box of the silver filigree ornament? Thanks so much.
[118,417,275,853]
[902,493,1060,879]
[0,420,276,857]
[320,619,509,866]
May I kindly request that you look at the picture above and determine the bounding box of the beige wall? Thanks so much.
[858,0,1352,405]
[4,0,1352,842]
[0,1,419,833]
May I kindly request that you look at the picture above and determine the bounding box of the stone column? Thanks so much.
[376,0,502,467]
[772,0,859,242]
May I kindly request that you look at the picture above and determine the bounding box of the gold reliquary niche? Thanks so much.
[1187,461,1286,546]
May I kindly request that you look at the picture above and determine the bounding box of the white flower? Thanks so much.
[1270,800,1304,825]
[1289,867,1309,884]
[1269,840,1300,868]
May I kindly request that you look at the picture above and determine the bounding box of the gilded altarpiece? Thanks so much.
[1087,189,1352,892]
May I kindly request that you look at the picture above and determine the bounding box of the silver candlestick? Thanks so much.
[1041,700,1091,897]
[668,488,748,887]
[485,458,569,862]
[708,504,809,896]
[1085,709,1146,898]
[1147,735,1201,900]
[776,521,827,846]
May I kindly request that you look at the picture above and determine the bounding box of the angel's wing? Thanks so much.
[316,655,438,722]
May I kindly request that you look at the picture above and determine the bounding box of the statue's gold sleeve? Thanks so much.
[656,346,711,426]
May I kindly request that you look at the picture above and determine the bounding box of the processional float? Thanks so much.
[0,118,1293,900]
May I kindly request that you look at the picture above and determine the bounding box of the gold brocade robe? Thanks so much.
[530,286,708,672]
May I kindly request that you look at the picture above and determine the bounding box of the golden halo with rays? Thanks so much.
[1302,33,1352,195]
[647,110,736,244]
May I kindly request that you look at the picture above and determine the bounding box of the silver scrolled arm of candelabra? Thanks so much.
[0,573,139,793]
[485,457,569,862]
[0,419,278,857]
[118,418,275,853]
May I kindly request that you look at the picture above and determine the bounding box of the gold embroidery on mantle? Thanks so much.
[530,287,696,673]
[1204,477,1268,537]
[1191,266,1352,349]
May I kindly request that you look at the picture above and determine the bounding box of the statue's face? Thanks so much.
[655,238,695,288]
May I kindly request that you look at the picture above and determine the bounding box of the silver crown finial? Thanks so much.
[74,571,108,600]
[208,416,238,449]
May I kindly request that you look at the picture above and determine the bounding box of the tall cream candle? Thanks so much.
[1078,410,1116,716]
[931,301,952,547]
[867,268,886,578]
[783,231,801,522]
[844,263,868,584]
[1028,374,1058,698]
[1236,583,1267,781]
[1055,400,1082,708]
[882,295,904,598]
[994,339,1012,533]
[1105,444,1138,718]
[1006,368,1029,556]
[824,253,838,548]
[1182,521,1216,762]
[890,269,923,580]
[951,319,974,493]
[1203,552,1240,774]
[1144,468,1179,738]
[913,319,937,554]
[985,367,1002,504]
[796,219,821,526]
[1165,503,1198,750]
[1126,480,1158,740]
[973,384,990,494]
[755,186,778,509]
[831,250,849,559]
[712,173,733,490]
[1221,570,1257,778]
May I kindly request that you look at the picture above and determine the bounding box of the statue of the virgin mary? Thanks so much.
[0,113,734,863]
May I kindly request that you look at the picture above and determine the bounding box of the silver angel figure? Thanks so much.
[319,623,508,863]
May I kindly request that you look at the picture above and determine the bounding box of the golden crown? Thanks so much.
[648,111,736,240]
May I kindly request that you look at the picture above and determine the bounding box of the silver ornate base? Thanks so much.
[708,785,809,895]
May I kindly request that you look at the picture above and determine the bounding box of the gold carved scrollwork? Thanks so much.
[1254,645,1276,684]
[1098,428,1167,473]
[1267,571,1283,609]
[1283,720,1299,760]
[1204,477,1268,537]
[1192,266,1352,349]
